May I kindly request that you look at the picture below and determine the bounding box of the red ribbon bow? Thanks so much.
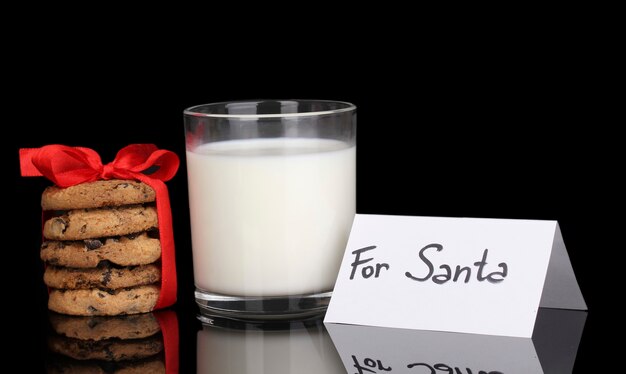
[20,144,179,310]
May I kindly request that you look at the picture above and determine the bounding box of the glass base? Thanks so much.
[195,288,331,321]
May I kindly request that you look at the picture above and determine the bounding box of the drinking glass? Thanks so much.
[184,100,356,319]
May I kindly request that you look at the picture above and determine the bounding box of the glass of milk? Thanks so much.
[184,100,356,319]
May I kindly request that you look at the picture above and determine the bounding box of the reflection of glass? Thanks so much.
[46,311,177,373]
[184,100,356,320]
[327,308,587,374]
[197,316,344,373]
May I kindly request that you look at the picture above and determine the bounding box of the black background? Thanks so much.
[6,31,615,372]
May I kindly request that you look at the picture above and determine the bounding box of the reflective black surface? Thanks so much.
[36,307,587,373]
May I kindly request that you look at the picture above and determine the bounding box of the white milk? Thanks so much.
[186,138,355,297]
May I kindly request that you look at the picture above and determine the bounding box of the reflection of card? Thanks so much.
[325,214,587,337]
[533,309,587,373]
[326,309,586,374]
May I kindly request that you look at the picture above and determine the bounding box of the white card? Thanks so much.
[325,308,587,374]
[324,214,586,338]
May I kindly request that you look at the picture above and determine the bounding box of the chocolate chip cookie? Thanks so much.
[48,285,160,316]
[43,205,158,241]
[41,232,161,268]
[42,179,155,210]
[44,263,161,290]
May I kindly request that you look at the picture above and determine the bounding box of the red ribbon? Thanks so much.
[20,144,179,310]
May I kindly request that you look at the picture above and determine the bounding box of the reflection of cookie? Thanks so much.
[46,355,165,374]
[48,334,163,361]
[48,285,160,316]
[41,232,160,268]
[43,205,158,240]
[42,180,156,210]
[49,313,161,341]
[44,264,161,290]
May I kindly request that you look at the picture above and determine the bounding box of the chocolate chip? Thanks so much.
[87,306,98,313]
[102,268,112,286]
[125,232,140,240]
[41,242,49,249]
[79,224,87,233]
[114,182,130,189]
[104,346,115,360]
[86,319,99,329]
[84,239,103,250]
[97,292,106,298]
[98,260,112,268]
[105,289,116,295]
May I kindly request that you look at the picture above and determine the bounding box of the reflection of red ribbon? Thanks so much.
[19,144,179,310]
[155,310,179,374]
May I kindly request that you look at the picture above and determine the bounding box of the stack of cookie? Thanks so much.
[40,180,162,316]
[47,313,165,373]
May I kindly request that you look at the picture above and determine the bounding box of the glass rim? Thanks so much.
[184,99,356,119]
